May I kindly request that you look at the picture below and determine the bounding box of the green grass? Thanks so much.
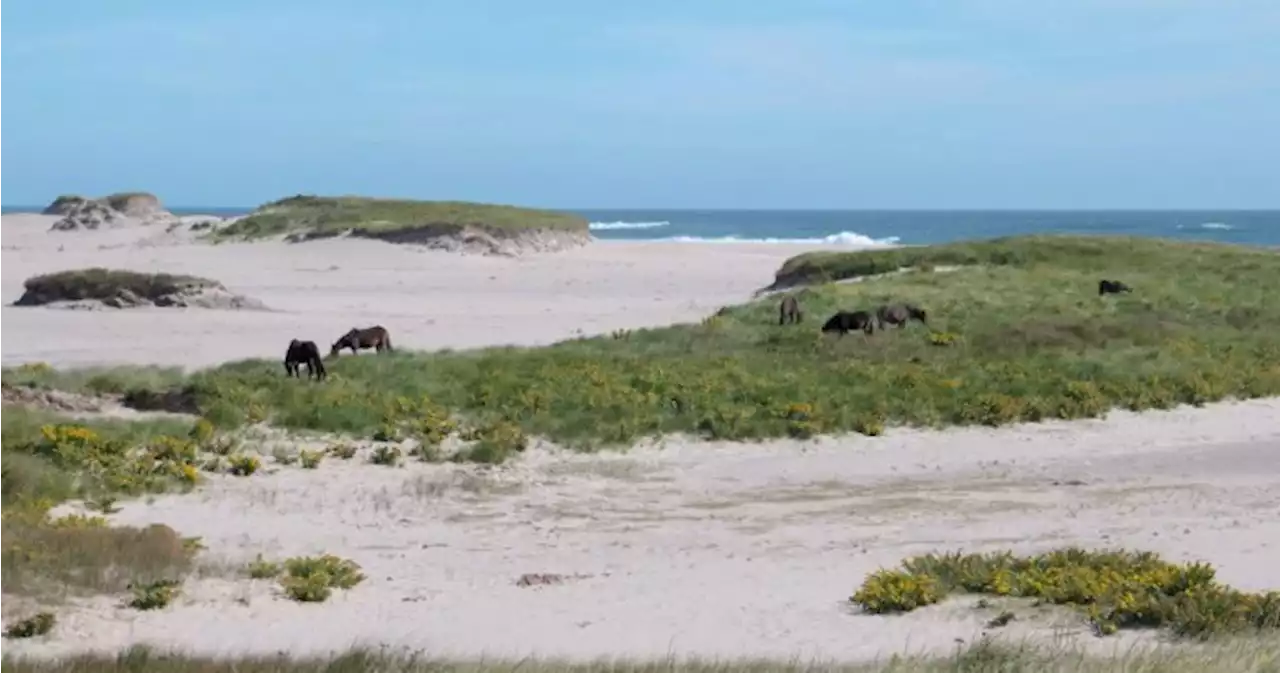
[211,194,589,241]
[1,363,186,397]
[1,406,204,599]
[13,268,217,306]
[8,235,1280,452]
[5,639,1280,673]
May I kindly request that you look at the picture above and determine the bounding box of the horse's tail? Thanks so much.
[383,333,393,352]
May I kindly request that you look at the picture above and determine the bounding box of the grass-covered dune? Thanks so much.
[765,234,1272,291]
[211,195,591,249]
[14,269,215,306]
[12,268,261,310]
[6,235,1280,449]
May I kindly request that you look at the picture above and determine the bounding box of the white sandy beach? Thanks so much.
[2,213,1279,663]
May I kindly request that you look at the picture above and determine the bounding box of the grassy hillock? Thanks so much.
[766,234,1271,290]
[13,269,219,307]
[6,235,1279,450]
[212,195,590,242]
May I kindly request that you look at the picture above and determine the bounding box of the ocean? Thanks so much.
[6,206,1278,248]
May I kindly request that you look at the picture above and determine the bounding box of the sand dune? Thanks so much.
[3,212,1278,663]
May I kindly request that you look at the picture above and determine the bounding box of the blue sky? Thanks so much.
[3,0,1278,209]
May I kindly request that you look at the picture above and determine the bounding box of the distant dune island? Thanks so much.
[34,192,593,255]
[210,195,593,256]
[42,191,182,231]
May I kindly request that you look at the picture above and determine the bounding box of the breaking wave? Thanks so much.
[588,220,671,231]
[657,232,900,247]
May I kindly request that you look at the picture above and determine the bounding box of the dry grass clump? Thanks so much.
[5,638,1280,672]
[2,510,197,599]
[851,548,1280,639]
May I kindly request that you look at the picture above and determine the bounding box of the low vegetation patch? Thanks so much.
[0,407,220,600]
[211,194,589,242]
[277,554,366,603]
[11,269,260,310]
[6,639,1280,672]
[851,548,1280,639]
[3,612,56,640]
[127,578,181,610]
[8,237,1279,452]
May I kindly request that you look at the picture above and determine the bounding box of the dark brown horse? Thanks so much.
[330,325,393,356]
[284,339,326,380]
[821,310,876,336]
[875,303,928,331]
[778,295,802,325]
[1098,279,1133,296]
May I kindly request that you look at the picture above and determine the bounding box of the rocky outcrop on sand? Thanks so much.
[12,268,268,311]
[45,192,179,231]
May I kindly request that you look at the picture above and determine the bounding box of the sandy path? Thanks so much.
[8,399,1279,662]
[1,214,862,368]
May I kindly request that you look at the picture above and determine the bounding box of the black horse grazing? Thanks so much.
[875,303,929,331]
[284,339,326,380]
[821,310,876,337]
[778,295,803,325]
[330,325,394,356]
[1098,279,1133,296]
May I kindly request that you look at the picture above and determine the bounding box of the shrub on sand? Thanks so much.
[3,612,55,640]
[279,554,365,603]
[851,547,1280,639]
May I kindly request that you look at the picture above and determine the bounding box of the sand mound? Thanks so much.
[45,192,179,231]
[346,223,592,257]
[12,268,268,311]
[0,384,115,413]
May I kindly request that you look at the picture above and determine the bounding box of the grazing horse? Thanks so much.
[1098,279,1133,296]
[821,310,876,337]
[284,339,326,380]
[875,303,929,331]
[330,325,393,356]
[778,295,803,325]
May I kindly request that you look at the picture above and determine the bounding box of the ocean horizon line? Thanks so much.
[4,204,1279,214]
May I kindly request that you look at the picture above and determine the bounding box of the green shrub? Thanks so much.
[226,454,261,476]
[127,578,182,610]
[279,554,365,603]
[3,612,55,639]
[245,554,281,579]
[850,548,1280,639]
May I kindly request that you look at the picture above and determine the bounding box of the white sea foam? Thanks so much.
[588,220,671,230]
[658,231,900,247]
[1179,222,1235,230]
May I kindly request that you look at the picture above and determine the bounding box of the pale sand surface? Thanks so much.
[2,213,857,368]
[3,213,1279,662]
